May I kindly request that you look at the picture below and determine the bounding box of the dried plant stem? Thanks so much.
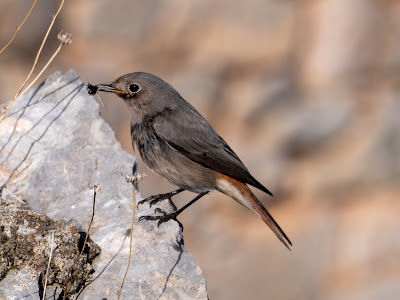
[118,184,136,300]
[0,0,38,55]
[79,184,99,257]
[15,0,65,97]
[0,0,66,124]
[62,184,98,300]
[42,231,55,300]
[118,173,146,299]
[17,42,62,100]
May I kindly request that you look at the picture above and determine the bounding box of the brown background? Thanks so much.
[1,1,400,299]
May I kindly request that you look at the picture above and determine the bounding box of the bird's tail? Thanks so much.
[248,191,292,250]
[216,174,292,249]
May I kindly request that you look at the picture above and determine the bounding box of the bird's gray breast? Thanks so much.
[130,119,217,192]
[130,121,169,169]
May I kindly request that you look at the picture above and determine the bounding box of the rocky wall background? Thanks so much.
[1,1,400,299]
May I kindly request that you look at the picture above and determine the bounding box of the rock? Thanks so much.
[0,266,42,300]
[0,188,100,298]
[0,70,207,299]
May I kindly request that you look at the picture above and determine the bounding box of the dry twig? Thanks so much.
[0,0,38,54]
[0,0,67,124]
[79,184,99,257]
[62,184,99,300]
[42,231,55,300]
[118,173,147,300]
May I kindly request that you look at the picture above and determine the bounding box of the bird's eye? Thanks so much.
[128,84,140,93]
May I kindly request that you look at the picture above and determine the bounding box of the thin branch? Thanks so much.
[63,184,99,300]
[15,0,66,97]
[118,173,147,300]
[0,31,71,124]
[0,0,38,55]
[79,184,99,257]
[42,231,55,300]
[0,0,67,124]
[21,32,72,100]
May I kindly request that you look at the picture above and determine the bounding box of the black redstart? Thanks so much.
[87,72,291,249]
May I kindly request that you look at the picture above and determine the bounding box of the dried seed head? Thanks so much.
[123,173,147,183]
[58,31,72,45]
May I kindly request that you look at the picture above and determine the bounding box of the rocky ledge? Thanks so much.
[0,70,207,299]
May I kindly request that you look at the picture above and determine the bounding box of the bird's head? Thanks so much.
[88,72,182,122]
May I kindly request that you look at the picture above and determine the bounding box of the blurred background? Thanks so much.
[1,0,400,299]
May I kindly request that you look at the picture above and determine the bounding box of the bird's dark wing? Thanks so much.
[153,105,273,196]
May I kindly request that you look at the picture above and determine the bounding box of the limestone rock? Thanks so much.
[0,188,100,298]
[0,70,207,299]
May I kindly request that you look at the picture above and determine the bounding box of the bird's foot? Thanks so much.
[137,193,172,208]
[139,208,183,230]
[137,189,184,208]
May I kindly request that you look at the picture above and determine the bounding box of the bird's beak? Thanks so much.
[92,83,126,95]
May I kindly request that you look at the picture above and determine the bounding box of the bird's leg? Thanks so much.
[139,191,209,227]
[137,188,185,208]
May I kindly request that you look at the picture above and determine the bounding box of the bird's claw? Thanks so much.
[154,208,167,215]
[157,220,166,227]
[137,195,157,208]
[137,193,171,208]
[150,198,164,207]
[138,209,178,227]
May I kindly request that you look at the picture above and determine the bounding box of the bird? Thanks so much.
[87,72,292,249]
